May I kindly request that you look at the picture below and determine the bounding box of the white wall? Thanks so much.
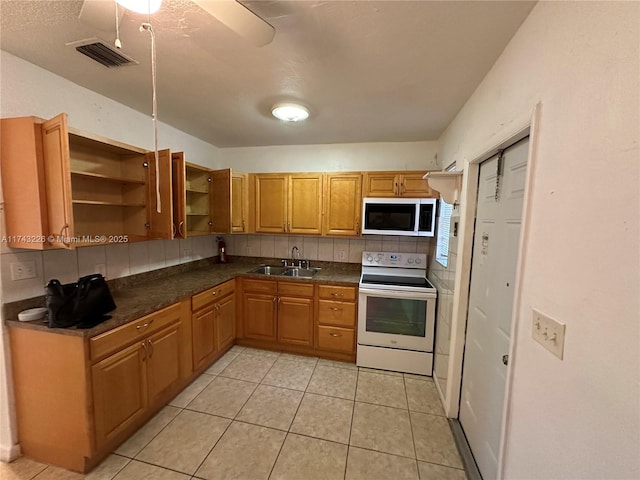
[220,141,439,172]
[0,51,221,169]
[439,2,639,479]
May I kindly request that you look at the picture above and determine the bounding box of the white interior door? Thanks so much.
[459,138,529,480]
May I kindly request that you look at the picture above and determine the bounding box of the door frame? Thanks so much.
[442,103,542,479]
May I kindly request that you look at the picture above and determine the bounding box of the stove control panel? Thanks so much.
[362,252,427,268]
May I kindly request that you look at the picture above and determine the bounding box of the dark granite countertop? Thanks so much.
[4,257,361,338]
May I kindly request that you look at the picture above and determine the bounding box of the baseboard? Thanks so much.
[0,442,21,463]
[448,418,482,480]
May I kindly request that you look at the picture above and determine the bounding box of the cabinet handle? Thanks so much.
[277,297,281,304]
[287,222,291,232]
[58,224,70,247]
[178,221,185,237]
[147,339,154,358]
[212,290,217,295]
[242,219,246,232]
[329,332,342,337]
[331,292,344,298]
[283,223,287,232]
[172,223,177,237]
[356,221,360,236]
[401,182,406,195]
[141,341,148,360]
[136,319,154,330]
[395,182,399,196]
[330,307,342,311]
[273,296,277,303]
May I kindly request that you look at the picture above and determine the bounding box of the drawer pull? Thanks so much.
[331,293,344,298]
[212,290,217,295]
[330,307,342,311]
[329,332,342,337]
[136,319,154,331]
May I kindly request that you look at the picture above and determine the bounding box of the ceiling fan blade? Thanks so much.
[193,0,275,47]
[79,0,125,32]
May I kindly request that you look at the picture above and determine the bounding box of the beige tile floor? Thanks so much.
[1,346,467,480]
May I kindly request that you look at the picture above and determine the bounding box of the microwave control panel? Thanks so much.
[362,251,426,268]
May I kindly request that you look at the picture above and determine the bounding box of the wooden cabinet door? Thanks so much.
[243,293,277,341]
[0,117,50,249]
[211,168,231,233]
[92,341,147,448]
[288,174,323,235]
[363,172,399,197]
[42,113,74,249]
[146,323,182,404]
[231,173,249,233]
[146,149,174,239]
[255,174,287,233]
[171,152,187,238]
[277,296,314,346]
[399,173,434,197]
[192,307,216,371]
[215,294,236,351]
[323,173,362,236]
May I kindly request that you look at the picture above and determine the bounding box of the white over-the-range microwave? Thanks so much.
[362,197,437,236]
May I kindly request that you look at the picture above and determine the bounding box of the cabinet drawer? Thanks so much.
[242,278,277,294]
[317,326,355,353]
[278,281,314,297]
[318,285,357,301]
[192,279,234,311]
[90,303,181,362]
[318,300,356,328]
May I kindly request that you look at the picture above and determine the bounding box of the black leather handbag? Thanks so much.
[45,273,116,328]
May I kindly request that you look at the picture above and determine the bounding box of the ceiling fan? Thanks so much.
[79,0,275,47]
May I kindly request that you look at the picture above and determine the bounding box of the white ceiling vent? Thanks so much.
[68,38,138,68]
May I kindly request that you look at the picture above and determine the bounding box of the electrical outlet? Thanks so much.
[182,248,191,258]
[95,263,106,276]
[246,246,253,256]
[532,308,566,359]
[338,249,346,261]
[10,260,37,280]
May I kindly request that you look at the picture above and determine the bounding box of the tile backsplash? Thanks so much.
[0,234,432,303]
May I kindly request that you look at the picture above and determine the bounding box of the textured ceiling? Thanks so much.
[0,0,535,147]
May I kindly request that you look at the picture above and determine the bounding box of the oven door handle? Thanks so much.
[358,286,435,300]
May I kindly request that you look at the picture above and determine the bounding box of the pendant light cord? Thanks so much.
[140,22,161,214]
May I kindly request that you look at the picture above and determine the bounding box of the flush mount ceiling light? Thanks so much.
[271,103,310,122]
[116,0,162,14]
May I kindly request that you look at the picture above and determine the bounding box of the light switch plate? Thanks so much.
[532,308,566,359]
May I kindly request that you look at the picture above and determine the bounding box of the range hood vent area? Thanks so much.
[72,39,138,68]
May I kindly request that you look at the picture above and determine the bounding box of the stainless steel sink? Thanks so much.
[248,265,320,278]
[282,267,320,278]
[249,265,286,275]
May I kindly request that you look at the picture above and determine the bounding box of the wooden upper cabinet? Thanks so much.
[146,149,174,240]
[289,174,323,235]
[255,174,288,233]
[210,168,231,234]
[323,173,362,236]
[231,173,249,233]
[254,173,323,234]
[1,113,174,249]
[363,171,437,198]
[42,114,74,249]
[172,159,247,238]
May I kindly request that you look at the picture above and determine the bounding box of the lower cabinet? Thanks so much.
[191,279,236,371]
[240,278,356,359]
[316,285,358,355]
[8,300,191,473]
[90,303,184,450]
[242,279,314,347]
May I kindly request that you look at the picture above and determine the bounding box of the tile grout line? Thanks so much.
[266,356,319,480]
[343,366,361,479]
[403,374,421,474]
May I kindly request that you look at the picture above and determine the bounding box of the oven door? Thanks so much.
[358,287,436,352]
